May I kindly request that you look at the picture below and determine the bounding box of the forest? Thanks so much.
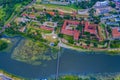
[0,0,32,6]
[0,0,32,27]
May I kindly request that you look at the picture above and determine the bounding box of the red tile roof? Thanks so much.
[22,13,36,19]
[22,13,28,17]
[62,20,80,30]
[61,20,80,40]
[29,14,36,19]
[6,23,11,27]
[40,25,54,31]
[112,27,120,38]
[84,22,99,38]
[59,11,64,15]
[74,30,80,40]
[47,12,55,16]
[61,29,74,36]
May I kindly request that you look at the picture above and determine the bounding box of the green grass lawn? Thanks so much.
[99,24,107,39]
[27,22,52,34]
[110,40,120,48]
[43,4,77,10]
[36,0,42,3]
[33,4,76,13]
[0,8,5,21]
[67,4,82,10]
[5,4,22,24]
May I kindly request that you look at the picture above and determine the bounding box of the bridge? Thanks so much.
[55,46,61,80]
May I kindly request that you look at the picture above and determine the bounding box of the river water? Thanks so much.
[0,36,120,79]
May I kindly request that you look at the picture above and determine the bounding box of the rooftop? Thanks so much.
[112,27,120,38]
[84,22,99,38]
[40,25,54,31]
[61,20,80,40]
[94,1,109,8]
[47,11,55,16]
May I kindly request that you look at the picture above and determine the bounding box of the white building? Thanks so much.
[94,1,109,8]
[78,9,88,15]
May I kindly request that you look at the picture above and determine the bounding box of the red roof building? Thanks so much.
[47,12,55,16]
[40,25,54,31]
[59,11,64,15]
[22,13,36,19]
[28,14,36,19]
[84,22,99,38]
[74,30,80,40]
[61,29,74,36]
[6,23,11,27]
[61,20,80,40]
[112,27,120,38]
[22,13,28,17]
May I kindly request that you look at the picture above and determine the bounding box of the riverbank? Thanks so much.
[59,42,120,55]
[49,73,120,80]
[1,69,120,80]
[0,70,24,80]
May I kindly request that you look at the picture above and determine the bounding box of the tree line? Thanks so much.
[0,0,32,6]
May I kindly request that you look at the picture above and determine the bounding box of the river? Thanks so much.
[0,36,120,79]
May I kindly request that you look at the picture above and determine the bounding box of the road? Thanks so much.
[58,40,84,51]
[0,0,36,34]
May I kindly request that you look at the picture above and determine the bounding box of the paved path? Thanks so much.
[58,41,84,51]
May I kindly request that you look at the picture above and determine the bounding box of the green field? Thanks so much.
[5,4,22,24]
[0,8,5,21]
[33,4,76,13]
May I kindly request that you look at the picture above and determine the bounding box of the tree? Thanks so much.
[106,26,112,34]
[93,43,98,47]
[89,8,96,17]
[58,33,63,38]
[0,40,8,51]
[93,16,100,24]
[76,25,83,32]
[85,40,90,46]
[109,2,116,8]
[64,15,72,20]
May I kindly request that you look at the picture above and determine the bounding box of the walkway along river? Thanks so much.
[0,36,120,79]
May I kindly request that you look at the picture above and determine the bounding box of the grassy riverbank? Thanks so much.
[0,38,16,53]
[49,74,120,80]
[33,4,76,13]
[0,37,23,53]
[61,42,120,55]
[1,70,120,80]
[0,70,24,80]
